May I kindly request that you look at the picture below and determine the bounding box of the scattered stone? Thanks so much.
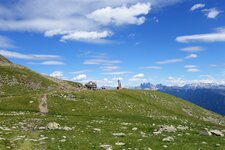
[210,130,224,137]
[63,126,73,131]
[201,142,207,145]
[132,127,138,131]
[177,125,189,131]
[162,136,174,142]
[153,131,162,135]
[215,144,220,147]
[163,145,168,148]
[100,144,112,150]
[93,128,101,132]
[29,101,34,104]
[115,142,126,146]
[72,109,75,112]
[200,128,212,136]
[113,133,126,137]
[38,127,46,130]
[59,139,67,142]
[39,94,48,114]
[46,122,60,130]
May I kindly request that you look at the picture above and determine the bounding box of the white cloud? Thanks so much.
[0,0,183,43]
[60,31,112,42]
[101,65,119,71]
[187,68,200,72]
[84,59,121,65]
[50,71,64,79]
[70,70,92,75]
[142,66,161,69]
[73,74,87,81]
[166,76,225,86]
[28,61,65,65]
[184,65,200,73]
[190,3,205,11]
[202,8,221,19]
[181,46,204,53]
[184,65,197,68]
[185,54,198,59]
[0,35,14,48]
[104,72,131,75]
[87,3,151,26]
[176,28,225,43]
[129,73,146,82]
[156,59,183,65]
[0,50,61,60]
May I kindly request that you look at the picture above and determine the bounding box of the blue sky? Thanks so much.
[0,0,225,87]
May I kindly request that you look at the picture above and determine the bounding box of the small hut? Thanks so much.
[85,81,97,90]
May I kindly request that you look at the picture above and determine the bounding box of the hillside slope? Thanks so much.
[0,57,225,149]
[0,55,82,96]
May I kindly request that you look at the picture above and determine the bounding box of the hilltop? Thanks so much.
[0,56,225,149]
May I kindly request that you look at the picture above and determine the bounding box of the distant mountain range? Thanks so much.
[139,83,225,116]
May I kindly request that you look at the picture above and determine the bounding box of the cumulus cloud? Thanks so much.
[184,65,200,73]
[28,61,65,65]
[129,73,146,82]
[187,68,200,72]
[176,28,225,43]
[0,50,61,60]
[202,8,221,19]
[0,0,183,43]
[100,65,119,71]
[185,54,198,59]
[142,66,161,69]
[166,76,225,86]
[190,3,205,11]
[50,71,64,79]
[87,3,151,26]
[103,72,131,75]
[156,59,183,65]
[181,46,204,53]
[73,74,87,81]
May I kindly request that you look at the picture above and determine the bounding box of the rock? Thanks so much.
[113,133,126,137]
[177,125,189,130]
[200,128,212,136]
[153,131,162,135]
[115,142,126,146]
[201,142,207,144]
[29,101,34,104]
[100,144,112,150]
[215,144,220,147]
[163,145,168,148]
[63,126,73,131]
[132,127,138,131]
[162,136,174,142]
[210,130,224,137]
[39,94,48,114]
[46,122,60,130]
[59,139,67,142]
[159,125,177,133]
[93,128,101,132]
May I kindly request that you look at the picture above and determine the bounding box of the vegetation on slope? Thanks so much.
[0,56,224,149]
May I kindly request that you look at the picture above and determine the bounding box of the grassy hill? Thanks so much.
[0,55,225,150]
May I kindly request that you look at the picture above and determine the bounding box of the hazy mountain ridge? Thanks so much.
[139,82,225,116]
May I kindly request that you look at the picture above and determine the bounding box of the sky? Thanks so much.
[0,0,225,87]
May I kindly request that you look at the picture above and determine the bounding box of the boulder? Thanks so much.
[162,136,174,142]
[200,128,212,136]
[159,125,177,133]
[46,122,60,130]
[39,94,48,114]
[210,130,224,137]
